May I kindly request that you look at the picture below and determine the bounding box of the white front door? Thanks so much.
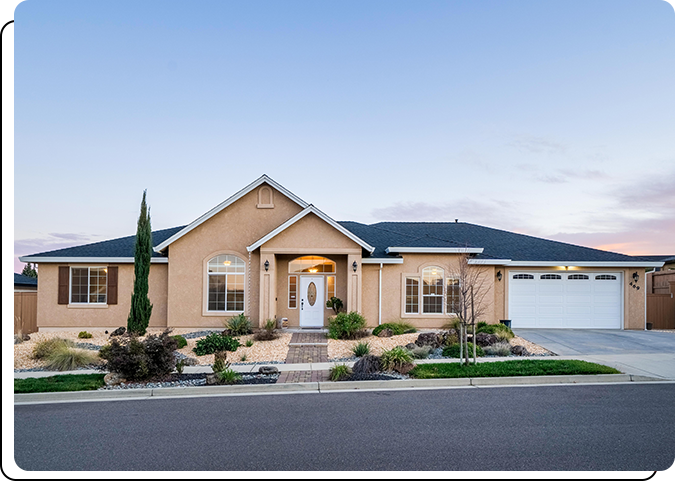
[299,276,324,327]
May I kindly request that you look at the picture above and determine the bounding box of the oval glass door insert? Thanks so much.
[307,282,317,306]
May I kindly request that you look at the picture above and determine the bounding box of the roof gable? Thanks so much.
[248,206,374,253]
[154,175,309,252]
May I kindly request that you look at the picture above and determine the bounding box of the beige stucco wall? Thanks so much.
[498,266,645,330]
[166,183,304,328]
[361,255,496,329]
[35,263,168,330]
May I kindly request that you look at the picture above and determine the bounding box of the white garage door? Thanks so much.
[508,271,622,329]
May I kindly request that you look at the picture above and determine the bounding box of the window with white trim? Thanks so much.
[288,275,297,309]
[207,255,245,311]
[446,278,460,314]
[326,275,336,308]
[405,277,419,314]
[422,266,444,314]
[71,267,107,304]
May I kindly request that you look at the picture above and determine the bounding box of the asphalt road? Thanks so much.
[14,384,675,471]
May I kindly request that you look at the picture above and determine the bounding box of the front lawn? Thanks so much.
[15,374,106,393]
[410,359,621,379]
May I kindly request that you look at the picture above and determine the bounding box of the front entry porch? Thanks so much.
[257,250,363,328]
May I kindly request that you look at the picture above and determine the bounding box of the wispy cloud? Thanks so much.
[510,135,568,155]
[14,233,101,272]
[535,168,610,184]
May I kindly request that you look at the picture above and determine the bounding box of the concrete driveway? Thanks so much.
[515,329,675,380]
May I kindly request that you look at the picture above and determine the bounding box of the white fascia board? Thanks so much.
[19,256,169,264]
[385,247,484,254]
[361,258,404,264]
[154,175,309,253]
[247,206,375,253]
[490,260,665,268]
[467,259,512,265]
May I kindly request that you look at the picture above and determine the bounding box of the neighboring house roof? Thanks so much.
[19,226,185,263]
[14,273,38,287]
[635,255,675,264]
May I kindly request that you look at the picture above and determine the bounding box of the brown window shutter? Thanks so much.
[107,266,118,305]
[58,266,70,304]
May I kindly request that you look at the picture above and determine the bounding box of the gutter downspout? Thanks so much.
[378,263,383,325]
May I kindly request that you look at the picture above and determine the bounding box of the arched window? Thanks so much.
[207,255,245,312]
[422,266,444,314]
[289,256,336,273]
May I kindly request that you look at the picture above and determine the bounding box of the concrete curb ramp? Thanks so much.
[14,374,667,405]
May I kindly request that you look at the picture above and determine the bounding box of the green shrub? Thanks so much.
[380,346,414,371]
[351,342,371,357]
[193,333,241,356]
[44,346,98,371]
[240,354,247,362]
[442,343,485,358]
[32,338,74,360]
[77,331,93,339]
[477,323,514,340]
[171,335,188,349]
[484,341,512,357]
[476,321,488,330]
[245,339,254,348]
[326,296,344,315]
[408,345,432,359]
[217,368,242,384]
[254,319,279,341]
[99,329,178,381]
[372,322,416,337]
[175,359,186,374]
[329,364,352,381]
[327,311,368,340]
[226,314,253,336]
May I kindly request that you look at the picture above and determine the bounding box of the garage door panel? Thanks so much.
[509,271,622,329]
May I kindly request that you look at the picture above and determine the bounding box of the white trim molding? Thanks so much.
[247,205,375,253]
[362,257,404,264]
[18,256,169,264]
[386,247,484,254]
[154,174,310,253]
[467,259,665,268]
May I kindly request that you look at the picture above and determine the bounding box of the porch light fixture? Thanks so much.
[496,270,502,282]
[352,261,358,272]
[264,260,269,272]
[632,272,639,282]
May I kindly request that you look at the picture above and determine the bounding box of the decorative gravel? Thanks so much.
[98,372,278,390]
[74,342,101,351]
[328,333,421,359]
[346,372,409,381]
[180,330,222,340]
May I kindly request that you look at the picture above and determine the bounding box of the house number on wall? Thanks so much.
[307,282,317,306]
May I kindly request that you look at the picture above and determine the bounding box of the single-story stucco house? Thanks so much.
[19,175,664,332]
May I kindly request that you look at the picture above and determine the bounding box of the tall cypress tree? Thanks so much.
[127,190,153,335]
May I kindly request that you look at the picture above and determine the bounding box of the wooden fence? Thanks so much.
[646,272,675,329]
[14,292,38,335]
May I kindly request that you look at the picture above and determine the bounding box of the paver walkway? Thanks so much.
[277,370,330,383]
[285,332,328,363]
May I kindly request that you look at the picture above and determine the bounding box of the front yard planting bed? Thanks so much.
[410,360,621,379]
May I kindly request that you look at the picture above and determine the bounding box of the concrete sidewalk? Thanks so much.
[14,356,675,405]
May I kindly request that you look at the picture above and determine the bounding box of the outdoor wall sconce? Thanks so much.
[264,260,269,271]
[352,261,358,272]
[496,270,502,282]
[632,272,639,283]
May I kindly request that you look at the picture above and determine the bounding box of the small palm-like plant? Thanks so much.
[380,346,414,372]
[329,364,352,381]
[217,368,242,385]
[245,339,254,347]
[351,342,371,357]
[227,314,253,336]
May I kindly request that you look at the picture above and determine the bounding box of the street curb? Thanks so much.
[14,373,668,404]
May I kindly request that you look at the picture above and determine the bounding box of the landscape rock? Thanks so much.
[377,328,393,338]
[206,373,220,385]
[182,356,199,366]
[415,332,442,348]
[104,373,125,386]
[404,343,417,350]
[475,333,499,347]
[352,355,381,374]
[511,345,529,356]
[395,362,416,375]
[258,366,279,375]
[110,327,126,337]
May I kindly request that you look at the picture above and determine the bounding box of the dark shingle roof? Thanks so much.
[14,273,38,287]
[634,255,675,263]
[340,221,644,262]
[24,226,186,259]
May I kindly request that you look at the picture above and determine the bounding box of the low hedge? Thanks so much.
[371,322,416,336]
